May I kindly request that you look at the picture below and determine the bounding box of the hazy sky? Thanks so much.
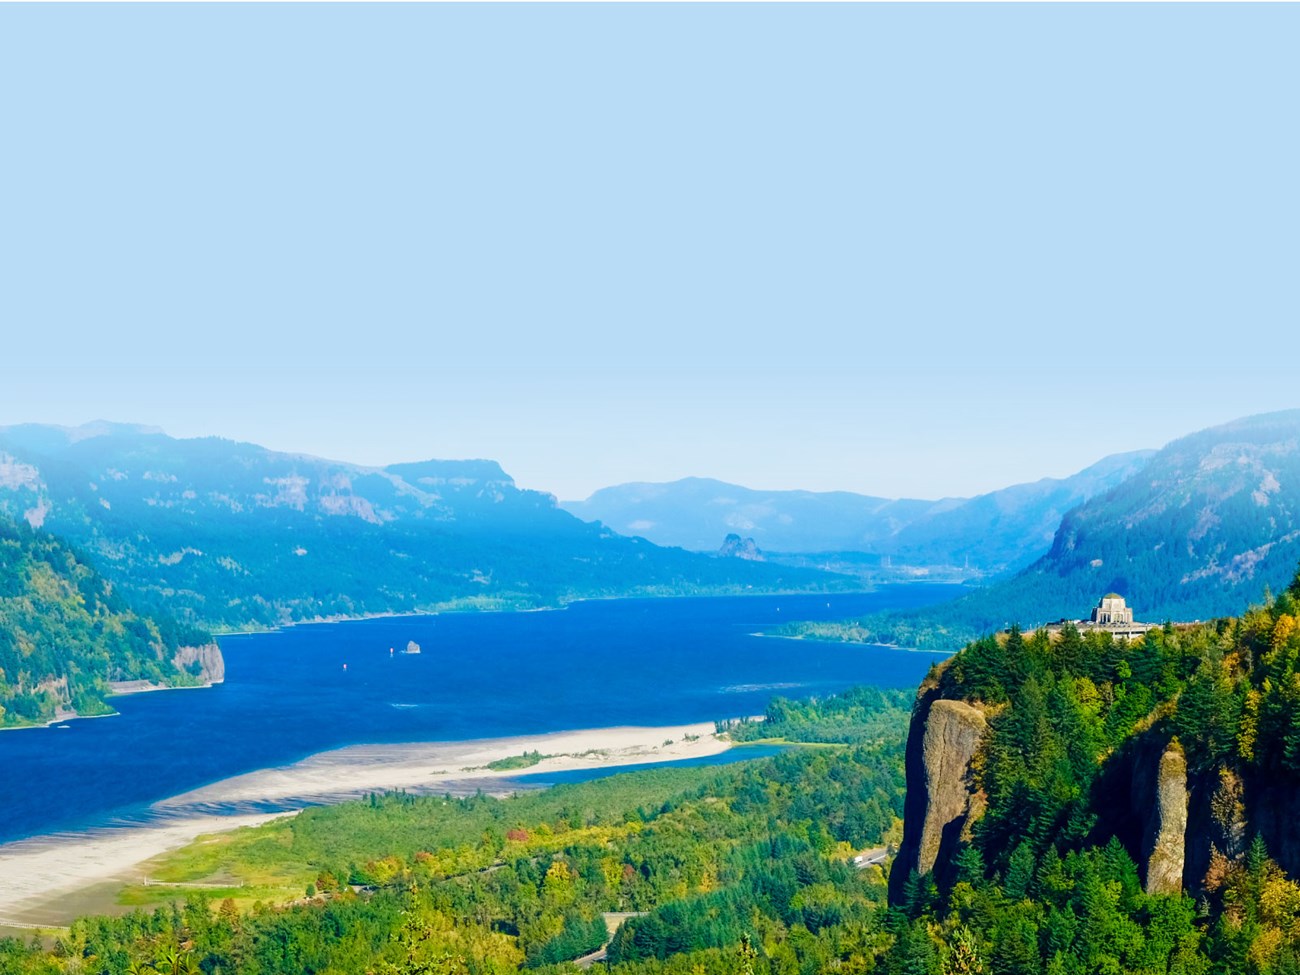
[2,5,1297,501]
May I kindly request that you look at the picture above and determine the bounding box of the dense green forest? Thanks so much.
[9,571,1300,973]
[0,692,911,975]
[723,685,915,746]
[884,567,1300,974]
[0,515,210,727]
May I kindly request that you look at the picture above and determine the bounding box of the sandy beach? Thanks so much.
[0,721,729,928]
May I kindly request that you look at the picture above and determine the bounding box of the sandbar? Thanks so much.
[0,721,728,927]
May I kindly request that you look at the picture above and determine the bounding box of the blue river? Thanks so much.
[0,586,960,844]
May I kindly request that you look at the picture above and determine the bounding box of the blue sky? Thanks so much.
[2,5,1297,501]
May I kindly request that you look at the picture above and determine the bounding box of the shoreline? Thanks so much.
[0,681,222,735]
[107,679,223,697]
[754,630,957,655]
[0,710,120,734]
[753,630,922,652]
[211,586,872,637]
[0,721,734,927]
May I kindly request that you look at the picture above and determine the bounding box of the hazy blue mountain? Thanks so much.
[1025,409,1300,620]
[0,424,846,630]
[563,478,931,553]
[562,450,1155,576]
[790,410,1300,651]
[882,450,1157,575]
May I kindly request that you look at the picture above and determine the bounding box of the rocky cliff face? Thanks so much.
[1138,741,1189,895]
[889,681,987,900]
[718,533,764,561]
[172,643,225,685]
[896,684,1300,903]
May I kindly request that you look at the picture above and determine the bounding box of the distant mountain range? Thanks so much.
[562,450,1155,577]
[7,409,1300,665]
[789,410,1300,650]
[0,423,843,631]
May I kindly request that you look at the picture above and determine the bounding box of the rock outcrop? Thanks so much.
[891,687,1203,900]
[891,668,1300,904]
[1140,742,1189,894]
[717,533,764,561]
[890,684,988,900]
[172,643,225,685]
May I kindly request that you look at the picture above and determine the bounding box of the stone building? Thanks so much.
[1091,593,1135,626]
[1044,593,1156,640]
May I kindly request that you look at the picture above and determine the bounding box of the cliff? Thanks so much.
[889,588,1300,909]
[1132,738,1190,895]
[892,673,1259,902]
[172,643,226,685]
[889,682,987,900]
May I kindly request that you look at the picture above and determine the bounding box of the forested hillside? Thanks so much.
[11,600,1300,975]
[0,424,845,630]
[0,692,913,975]
[0,515,210,727]
[790,411,1300,652]
[885,568,1300,974]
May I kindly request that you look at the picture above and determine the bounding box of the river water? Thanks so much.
[0,586,960,844]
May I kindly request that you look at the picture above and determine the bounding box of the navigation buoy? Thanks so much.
[343,663,348,671]
[389,647,395,655]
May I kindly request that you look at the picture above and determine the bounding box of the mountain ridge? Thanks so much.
[0,423,846,631]
[561,449,1156,577]
[789,409,1300,651]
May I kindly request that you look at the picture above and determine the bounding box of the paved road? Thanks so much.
[573,912,648,968]
[853,846,890,868]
